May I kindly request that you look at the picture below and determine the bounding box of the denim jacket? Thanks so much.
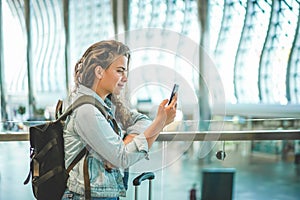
[63,85,151,197]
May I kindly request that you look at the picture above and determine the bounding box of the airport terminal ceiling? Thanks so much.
[0,0,300,122]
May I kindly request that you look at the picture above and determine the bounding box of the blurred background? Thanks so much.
[1,0,300,199]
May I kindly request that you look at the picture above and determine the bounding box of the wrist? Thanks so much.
[153,118,165,129]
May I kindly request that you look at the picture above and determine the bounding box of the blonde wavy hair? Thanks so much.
[73,40,133,127]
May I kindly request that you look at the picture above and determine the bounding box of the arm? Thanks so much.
[126,111,152,134]
[124,96,177,148]
[75,96,177,167]
[122,111,152,144]
[143,98,177,148]
[74,104,148,169]
[123,133,138,144]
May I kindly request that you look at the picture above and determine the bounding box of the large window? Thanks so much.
[210,0,300,105]
[1,0,114,122]
[69,0,114,82]
[1,0,300,124]
[3,0,28,120]
[128,0,200,119]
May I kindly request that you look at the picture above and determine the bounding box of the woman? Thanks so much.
[62,40,177,199]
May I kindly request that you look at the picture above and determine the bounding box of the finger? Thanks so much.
[160,99,169,107]
[169,94,178,107]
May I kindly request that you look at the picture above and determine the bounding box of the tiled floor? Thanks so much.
[1,141,300,200]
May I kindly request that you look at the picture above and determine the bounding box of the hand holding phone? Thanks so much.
[168,84,179,105]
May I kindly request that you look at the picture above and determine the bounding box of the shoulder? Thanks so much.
[75,104,107,120]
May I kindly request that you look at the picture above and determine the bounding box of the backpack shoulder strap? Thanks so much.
[61,95,109,200]
[66,147,86,173]
[55,99,63,119]
[57,95,108,121]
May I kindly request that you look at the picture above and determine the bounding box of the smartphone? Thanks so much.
[168,84,179,105]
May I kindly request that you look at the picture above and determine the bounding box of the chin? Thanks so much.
[112,90,121,95]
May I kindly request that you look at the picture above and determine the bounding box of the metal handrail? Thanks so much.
[1,129,300,142]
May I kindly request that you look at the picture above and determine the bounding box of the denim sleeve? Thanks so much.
[126,110,152,135]
[74,104,149,169]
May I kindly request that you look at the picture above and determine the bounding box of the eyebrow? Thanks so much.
[117,66,127,71]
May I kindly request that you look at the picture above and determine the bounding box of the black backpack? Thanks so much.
[24,95,110,200]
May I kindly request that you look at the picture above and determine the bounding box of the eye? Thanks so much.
[116,67,127,75]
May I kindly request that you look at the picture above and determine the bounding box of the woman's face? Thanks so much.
[95,55,128,98]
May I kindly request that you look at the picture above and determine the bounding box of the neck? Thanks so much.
[91,86,108,100]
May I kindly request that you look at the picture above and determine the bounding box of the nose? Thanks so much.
[121,72,128,82]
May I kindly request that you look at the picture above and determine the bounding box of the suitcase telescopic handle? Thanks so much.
[133,172,155,186]
[133,172,155,200]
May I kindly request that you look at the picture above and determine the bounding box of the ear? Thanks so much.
[94,66,104,79]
